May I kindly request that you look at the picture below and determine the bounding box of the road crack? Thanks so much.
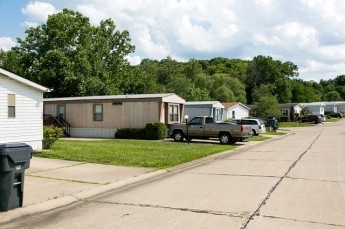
[240,129,324,229]
[93,200,250,218]
[262,215,345,228]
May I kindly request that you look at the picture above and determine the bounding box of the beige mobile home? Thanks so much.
[43,93,185,138]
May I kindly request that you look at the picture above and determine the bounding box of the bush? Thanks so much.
[115,128,146,139]
[145,123,166,140]
[43,125,63,149]
[278,116,289,122]
[115,122,166,140]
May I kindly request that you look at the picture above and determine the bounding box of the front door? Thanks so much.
[57,105,66,119]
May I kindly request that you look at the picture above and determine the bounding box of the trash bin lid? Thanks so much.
[0,143,32,163]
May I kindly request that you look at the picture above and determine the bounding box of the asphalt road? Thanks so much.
[1,120,345,229]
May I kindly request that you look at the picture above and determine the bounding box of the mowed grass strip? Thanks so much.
[35,139,235,169]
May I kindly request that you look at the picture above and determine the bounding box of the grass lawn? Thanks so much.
[246,135,270,141]
[35,139,235,169]
[326,117,341,122]
[279,118,340,128]
[265,130,286,135]
[279,122,313,128]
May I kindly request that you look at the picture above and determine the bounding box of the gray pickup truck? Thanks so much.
[169,116,252,144]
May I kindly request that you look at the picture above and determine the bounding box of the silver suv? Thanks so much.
[231,118,266,136]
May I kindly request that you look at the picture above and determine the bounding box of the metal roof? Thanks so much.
[44,93,185,103]
[185,101,224,108]
[0,68,50,92]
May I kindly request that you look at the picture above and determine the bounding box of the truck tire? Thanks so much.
[230,138,237,144]
[219,133,231,144]
[173,130,184,142]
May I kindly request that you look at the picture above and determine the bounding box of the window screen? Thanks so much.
[8,94,15,118]
[93,104,103,121]
[169,104,179,122]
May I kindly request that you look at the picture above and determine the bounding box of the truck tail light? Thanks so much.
[240,125,243,132]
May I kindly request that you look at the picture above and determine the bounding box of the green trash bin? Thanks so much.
[0,143,32,212]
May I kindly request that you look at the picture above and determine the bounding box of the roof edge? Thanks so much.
[0,68,50,92]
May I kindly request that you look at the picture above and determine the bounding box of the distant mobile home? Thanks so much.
[279,103,304,121]
[0,68,49,151]
[43,93,185,138]
[334,101,345,113]
[222,102,250,120]
[300,102,325,115]
[184,101,224,122]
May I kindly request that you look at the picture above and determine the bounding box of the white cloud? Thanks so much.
[0,37,16,51]
[21,1,57,29]
[4,0,345,81]
[300,59,345,81]
[126,55,142,66]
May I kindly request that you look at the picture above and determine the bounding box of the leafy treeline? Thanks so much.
[1,9,344,105]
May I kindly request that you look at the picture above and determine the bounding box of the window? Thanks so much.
[93,104,103,121]
[214,108,222,122]
[169,104,179,122]
[8,94,15,118]
[189,117,202,125]
[232,110,235,119]
[205,117,213,124]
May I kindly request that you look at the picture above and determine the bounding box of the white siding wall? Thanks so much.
[0,75,43,151]
[232,106,249,119]
[223,106,249,120]
[337,103,345,112]
[184,107,212,120]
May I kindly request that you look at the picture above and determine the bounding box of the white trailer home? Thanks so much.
[184,101,224,122]
[0,68,50,151]
[222,102,250,120]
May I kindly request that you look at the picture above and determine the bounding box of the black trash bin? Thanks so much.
[0,143,32,212]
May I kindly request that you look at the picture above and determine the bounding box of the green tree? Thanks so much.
[213,85,235,102]
[324,91,341,101]
[185,86,210,101]
[0,49,23,75]
[291,79,322,102]
[246,55,297,104]
[11,9,135,97]
[254,96,281,119]
[252,84,275,103]
[227,77,247,104]
[166,75,193,99]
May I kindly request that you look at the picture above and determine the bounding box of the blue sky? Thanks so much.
[1,0,345,82]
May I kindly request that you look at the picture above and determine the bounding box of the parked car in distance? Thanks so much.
[230,118,266,136]
[265,118,279,130]
[300,114,322,124]
[318,114,326,122]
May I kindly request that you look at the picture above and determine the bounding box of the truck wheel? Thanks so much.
[219,133,231,144]
[230,138,237,144]
[173,130,184,142]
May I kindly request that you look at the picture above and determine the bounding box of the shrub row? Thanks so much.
[115,122,166,140]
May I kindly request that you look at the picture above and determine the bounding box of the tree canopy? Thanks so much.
[3,9,135,97]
